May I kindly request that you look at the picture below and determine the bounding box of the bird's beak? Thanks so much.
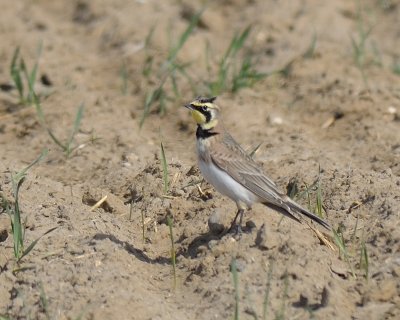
[184,103,194,110]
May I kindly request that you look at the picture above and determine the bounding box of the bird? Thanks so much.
[184,96,331,234]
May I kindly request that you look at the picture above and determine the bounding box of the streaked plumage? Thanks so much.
[185,96,331,233]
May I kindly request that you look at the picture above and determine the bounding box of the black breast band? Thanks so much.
[196,126,219,139]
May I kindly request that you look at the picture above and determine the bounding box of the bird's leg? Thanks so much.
[229,208,244,234]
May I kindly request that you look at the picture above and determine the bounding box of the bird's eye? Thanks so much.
[201,106,208,112]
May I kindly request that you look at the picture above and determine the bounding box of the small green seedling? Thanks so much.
[274,272,289,320]
[39,283,51,320]
[332,227,356,279]
[10,44,42,104]
[302,32,317,59]
[167,216,177,288]
[359,236,369,279]
[349,0,380,87]
[140,10,203,127]
[3,149,57,262]
[120,61,129,95]
[262,261,274,320]
[392,62,400,75]
[10,46,85,157]
[32,90,85,158]
[231,258,240,320]
[207,26,266,96]
[160,141,169,194]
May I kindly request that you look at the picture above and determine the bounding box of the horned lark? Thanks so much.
[184,96,331,233]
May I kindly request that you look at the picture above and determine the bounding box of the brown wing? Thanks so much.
[210,132,331,229]
[210,132,287,207]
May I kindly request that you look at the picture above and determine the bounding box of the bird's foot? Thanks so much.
[227,208,244,235]
[227,223,243,237]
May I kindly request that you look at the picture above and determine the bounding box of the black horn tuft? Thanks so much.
[197,96,217,104]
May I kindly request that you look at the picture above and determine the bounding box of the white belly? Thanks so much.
[198,159,258,208]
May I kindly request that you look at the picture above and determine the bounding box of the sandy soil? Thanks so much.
[1,1,399,319]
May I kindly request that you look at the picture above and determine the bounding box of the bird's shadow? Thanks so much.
[182,223,256,259]
[91,233,171,265]
[182,232,221,259]
[91,232,219,264]
[91,223,254,265]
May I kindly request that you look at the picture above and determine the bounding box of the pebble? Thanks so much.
[330,260,349,279]
[255,223,277,250]
[208,210,226,235]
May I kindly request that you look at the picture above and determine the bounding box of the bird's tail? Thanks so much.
[263,196,331,230]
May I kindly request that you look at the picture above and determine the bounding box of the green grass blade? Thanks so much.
[139,88,160,128]
[303,33,317,59]
[233,25,252,56]
[142,55,154,78]
[167,9,203,63]
[160,141,169,194]
[332,228,356,278]
[350,215,359,244]
[120,61,128,94]
[10,47,24,101]
[30,88,69,152]
[47,127,67,151]
[141,209,145,244]
[223,25,251,65]
[205,39,212,73]
[316,169,324,218]
[27,41,43,102]
[144,24,156,50]
[12,148,48,189]
[167,216,176,288]
[18,226,58,262]
[10,149,48,259]
[175,63,197,94]
[303,182,313,213]
[275,272,289,320]
[332,228,345,258]
[39,282,50,319]
[263,261,274,320]
[140,87,161,128]
[23,62,67,151]
[360,238,369,279]
[231,258,240,320]
[66,103,85,154]
[29,42,43,85]
[25,70,67,152]
[170,69,179,97]
[11,187,23,259]
[392,62,400,75]
[31,90,46,125]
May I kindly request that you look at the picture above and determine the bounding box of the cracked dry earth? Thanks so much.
[0,1,400,319]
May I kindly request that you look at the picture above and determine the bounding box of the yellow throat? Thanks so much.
[191,109,218,130]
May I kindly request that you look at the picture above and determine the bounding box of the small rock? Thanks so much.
[208,210,226,235]
[255,223,266,247]
[255,223,277,250]
[0,229,8,242]
[245,220,257,231]
[267,115,283,125]
[330,260,349,279]
[387,106,397,114]
[208,240,219,250]
[0,216,9,242]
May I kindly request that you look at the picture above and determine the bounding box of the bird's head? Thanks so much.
[184,96,220,130]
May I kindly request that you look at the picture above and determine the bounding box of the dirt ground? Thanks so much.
[1,1,399,319]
